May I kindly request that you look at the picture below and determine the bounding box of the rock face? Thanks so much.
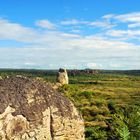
[0,76,84,140]
[57,68,69,85]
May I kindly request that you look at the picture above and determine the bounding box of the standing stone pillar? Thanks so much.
[57,68,69,85]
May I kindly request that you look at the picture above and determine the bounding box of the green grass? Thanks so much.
[58,74,140,140]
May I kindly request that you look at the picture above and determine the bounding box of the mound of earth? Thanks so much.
[0,76,84,140]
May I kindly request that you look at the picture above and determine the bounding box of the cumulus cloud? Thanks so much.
[103,12,140,28]
[0,16,140,69]
[0,32,139,69]
[106,29,140,40]
[36,19,56,29]
[0,19,38,42]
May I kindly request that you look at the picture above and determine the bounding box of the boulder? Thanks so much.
[0,76,85,140]
[56,68,69,85]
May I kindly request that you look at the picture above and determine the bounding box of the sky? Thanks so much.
[0,0,140,70]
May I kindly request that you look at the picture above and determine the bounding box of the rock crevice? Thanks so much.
[0,76,84,140]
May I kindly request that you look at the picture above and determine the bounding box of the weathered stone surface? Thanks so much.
[56,68,69,85]
[0,76,84,140]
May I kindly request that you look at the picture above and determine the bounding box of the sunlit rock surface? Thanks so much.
[56,68,69,85]
[0,76,84,140]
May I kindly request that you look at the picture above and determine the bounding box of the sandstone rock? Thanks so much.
[56,68,69,85]
[0,76,84,140]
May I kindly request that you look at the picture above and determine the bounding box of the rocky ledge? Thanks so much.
[0,76,85,140]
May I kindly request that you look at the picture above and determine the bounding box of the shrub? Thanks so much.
[79,91,95,99]
[124,106,140,139]
[108,100,116,112]
[85,127,107,140]
[117,126,130,140]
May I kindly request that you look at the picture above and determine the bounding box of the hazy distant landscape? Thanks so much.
[0,69,140,140]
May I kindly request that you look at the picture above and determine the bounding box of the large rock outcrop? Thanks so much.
[0,76,84,140]
[56,68,69,85]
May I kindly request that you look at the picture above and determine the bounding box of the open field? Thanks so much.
[59,74,140,140]
[0,69,140,140]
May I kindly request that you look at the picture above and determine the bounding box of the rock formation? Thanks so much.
[56,68,69,85]
[0,76,84,140]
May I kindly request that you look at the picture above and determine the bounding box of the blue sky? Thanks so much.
[0,0,140,69]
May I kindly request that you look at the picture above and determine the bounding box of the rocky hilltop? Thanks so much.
[0,76,84,140]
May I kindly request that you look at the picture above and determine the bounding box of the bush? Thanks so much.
[124,106,140,139]
[85,127,107,140]
[106,113,127,140]
[108,100,116,112]
[79,91,95,99]
[117,126,130,140]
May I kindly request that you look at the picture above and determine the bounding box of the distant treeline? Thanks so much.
[100,69,140,76]
[0,69,140,76]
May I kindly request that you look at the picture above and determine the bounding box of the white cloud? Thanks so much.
[115,12,140,23]
[128,22,140,28]
[36,19,56,29]
[60,18,114,29]
[115,12,140,28]
[102,14,115,20]
[96,12,140,40]
[109,63,121,68]
[86,63,102,69]
[89,21,115,28]
[106,29,140,39]
[0,19,39,42]
[71,29,81,33]
[103,12,140,28]
[60,19,81,25]
[0,17,140,69]
[106,30,126,37]
[0,35,139,69]
[60,19,95,26]
[60,12,140,33]
[103,12,140,23]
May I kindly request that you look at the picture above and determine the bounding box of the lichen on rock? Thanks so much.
[0,76,85,140]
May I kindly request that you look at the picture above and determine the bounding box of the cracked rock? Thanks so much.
[0,76,85,140]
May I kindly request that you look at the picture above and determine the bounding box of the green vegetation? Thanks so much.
[0,70,140,140]
[59,74,140,140]
[117,126,130,140]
